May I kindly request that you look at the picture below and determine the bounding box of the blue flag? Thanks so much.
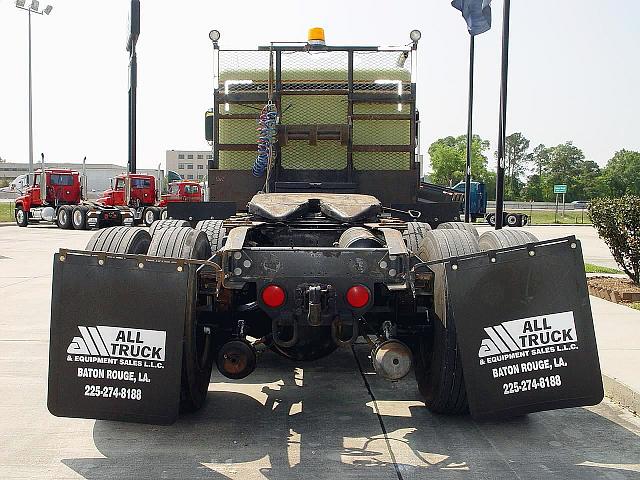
[451,0,492,35]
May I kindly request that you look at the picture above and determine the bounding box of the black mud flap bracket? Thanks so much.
[47,251,190,425]
[444,236,604,419]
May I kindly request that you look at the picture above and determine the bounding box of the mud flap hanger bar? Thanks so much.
[57,248,223,276]
[418,236,578,269]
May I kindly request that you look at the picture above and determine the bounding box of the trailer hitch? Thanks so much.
[294,283,336,326]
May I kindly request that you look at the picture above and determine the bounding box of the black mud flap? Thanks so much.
[47,252,190,425]
[445,237,604,419]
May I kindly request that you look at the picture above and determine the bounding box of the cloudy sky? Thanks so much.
[0,0,638,173]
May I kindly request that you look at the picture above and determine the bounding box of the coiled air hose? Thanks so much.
[252,103,278,177]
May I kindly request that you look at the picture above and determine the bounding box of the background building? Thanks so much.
[166,150,212,181]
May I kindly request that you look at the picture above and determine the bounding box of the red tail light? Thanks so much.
[346,285,370,308]
[261,284,286,308]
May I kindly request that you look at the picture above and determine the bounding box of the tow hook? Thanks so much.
[295,284,336,326]
[307,285,322,326]
[331,317,359,347]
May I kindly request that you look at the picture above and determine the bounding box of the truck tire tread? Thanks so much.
[147,226,213,412]
[148,219,191,238]
[478,229,539,251]
[195,220,225,253]
[403,221,431,254]
[415,229,479,414]
[436,221,479,240]
[85,226,151,254]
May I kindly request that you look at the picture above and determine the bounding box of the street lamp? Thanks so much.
[15,0,53,179]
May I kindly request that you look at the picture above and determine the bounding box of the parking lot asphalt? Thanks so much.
[1,224,638,480]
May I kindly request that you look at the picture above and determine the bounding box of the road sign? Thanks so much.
[554,184,567,194]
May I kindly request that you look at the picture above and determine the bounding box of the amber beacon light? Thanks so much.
[307,27,326,45]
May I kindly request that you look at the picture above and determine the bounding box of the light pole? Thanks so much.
[15,0,53,180]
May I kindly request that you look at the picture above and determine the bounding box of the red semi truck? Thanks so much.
[14,167,130,229]
[96,174,202,226]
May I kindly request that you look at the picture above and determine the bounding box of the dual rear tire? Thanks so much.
[148,219,191,238]
[56,206,73,229]
[86,225,214,413]
[143,207,161,227]
[414,227,538,415]
[72,206,89,230]
[415,229,479,414]
[86,226,151,253]
[147,227,214,412]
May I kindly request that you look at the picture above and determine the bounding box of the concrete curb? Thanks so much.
[0,222,15,227]
[603,374,639,415]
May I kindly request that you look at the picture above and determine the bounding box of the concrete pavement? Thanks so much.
[591,295,640,413]
[1,224,639,479]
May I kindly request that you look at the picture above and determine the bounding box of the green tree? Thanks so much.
[502,132,532,199]
[601,149,640,197]
[521,174,544,201]
[574,160,603,200]
[531,144,550,177]
[482,170,496,201]
[540,142,590,202]
[428,135,491,187]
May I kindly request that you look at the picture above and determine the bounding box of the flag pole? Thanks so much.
[464,34,475,223]
[495,0,510,229]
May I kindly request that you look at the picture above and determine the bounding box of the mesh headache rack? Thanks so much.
[207,42,420,207]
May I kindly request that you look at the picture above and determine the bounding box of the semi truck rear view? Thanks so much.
[47,29,603,425]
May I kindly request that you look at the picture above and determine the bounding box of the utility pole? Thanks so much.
[126,0,140,174]
[464,35,475,222]
[15,0,54,180]
[495,0,511,230]
[451,0,492,224]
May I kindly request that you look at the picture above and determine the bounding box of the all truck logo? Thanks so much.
[67,326,166,361]
[478,311,577,358]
